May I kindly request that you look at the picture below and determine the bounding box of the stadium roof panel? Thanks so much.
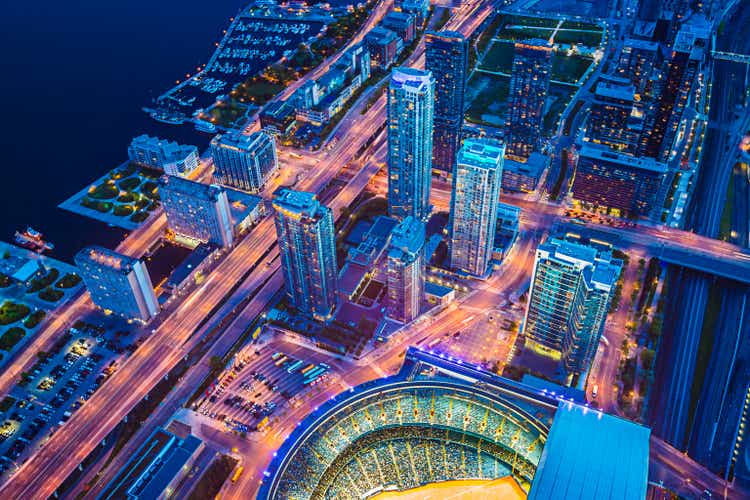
[528,401,650,500]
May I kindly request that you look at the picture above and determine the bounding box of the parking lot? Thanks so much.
[196,340,337,434]
[0,321,127,479]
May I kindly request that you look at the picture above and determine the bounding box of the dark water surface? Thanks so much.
[0,0,246,260]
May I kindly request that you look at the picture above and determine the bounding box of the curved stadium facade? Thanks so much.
[258,349,651,500]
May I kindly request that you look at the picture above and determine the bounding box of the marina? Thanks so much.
[149,4,330,126]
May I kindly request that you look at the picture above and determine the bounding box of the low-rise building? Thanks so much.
[338,216,398,301]
[425,281,455,307]
[294,44,370,127]
[381,11,416,42]
[493,202,520,261]
[502,152,547,192]
[260,100,297,136]
[97,427,204,500]
[225,188,266,233]
[128,135,200,177]
[398,0,429,25]
[365,26,401,69]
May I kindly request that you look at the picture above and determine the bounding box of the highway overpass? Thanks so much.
[557,222,750,284]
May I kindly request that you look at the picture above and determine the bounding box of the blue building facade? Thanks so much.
[387,67,435,221]
[425,30,468,174]
[448,139,505,277]
[210,130,278,193]
[273,189,337,321]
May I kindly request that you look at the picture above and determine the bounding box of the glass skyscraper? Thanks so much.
[425,30,468,174]
[273,189,338,321]
[448,139,504,277]
[385,216,425,323]
[523,238,621,383]
[75,246,159,322]
[505,40,553,161]
[387,67,435,221]
[210,130,278,193]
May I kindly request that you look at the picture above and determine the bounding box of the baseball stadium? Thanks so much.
[258,348,650,500]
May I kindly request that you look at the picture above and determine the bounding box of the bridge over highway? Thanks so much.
[556,222,750,284]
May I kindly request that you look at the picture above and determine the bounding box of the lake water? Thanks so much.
[0,0,246,260]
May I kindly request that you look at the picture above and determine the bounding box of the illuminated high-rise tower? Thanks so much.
[505,40,553,161]
[425,30,468,174]
[448,139,504,277]
[273,189,337,321]
[387,67,435,221]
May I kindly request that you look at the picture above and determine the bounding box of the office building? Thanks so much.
[523,238,621,382]
[505,40,553,160]
[159,175,234,247]
[425,30,469,174]
[448,139,504,277]
[75,246,159,322]
[385,216,425,323]
[127,135,199,177]
[273,189,338,321]
[210,130,278,193]
[571,144,667,217]
[387,67,435,221]
[586,77,640,154]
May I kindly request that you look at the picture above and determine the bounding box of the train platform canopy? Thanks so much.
[529,402,650,500]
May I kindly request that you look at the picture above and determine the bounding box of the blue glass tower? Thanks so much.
[387,67,435,221]
[273,189,337,321]
[425,30,468,174]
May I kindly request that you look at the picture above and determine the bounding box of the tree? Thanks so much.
[640,348,656,371]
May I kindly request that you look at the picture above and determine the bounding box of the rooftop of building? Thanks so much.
[273,189,325,218]
[166,243,215,289]
[261,99,295,118]
[579,143,667,173]
[347,215,399,266]
[211,129,271,152]
[99,427,203,500]
[226,187,264,223]
[457,138,506,169]
[425,29,465,43]
[75,246,138,273]
[367,25,398,43]
[503,152,547,177]
[539,237,622,288]
[159,175,226,201]
[528,401,650,500]
[382,10,415,24]
[389,216,425,257]
[390,67,433,92]
[424,281,453,298]
[129,135,197,157]
[622,37,659,51]
[595,79,636,101]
